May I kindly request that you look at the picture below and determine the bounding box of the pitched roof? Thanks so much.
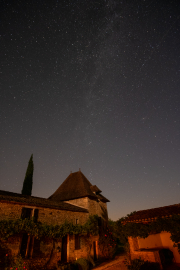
[96,193,109,203]
[0,190,88,213]
[48,171,110,202]
[90,185,102,193]
[123,203,180,223]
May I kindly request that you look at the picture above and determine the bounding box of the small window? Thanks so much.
[98,217,102,227]
[76,218,79,224]
[21,208,39,222]
[33,209,39,222]
[75,234,80,250]
[21,208,32,219]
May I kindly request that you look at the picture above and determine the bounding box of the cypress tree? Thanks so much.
[21,154,34,195]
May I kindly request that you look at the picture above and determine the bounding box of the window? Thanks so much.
[75,234,80,250]
[33,209,39,222]
[98,217,102,227]
[21,207,32,219]
[75,218,79,224]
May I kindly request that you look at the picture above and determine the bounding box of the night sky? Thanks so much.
[1,0,180,221]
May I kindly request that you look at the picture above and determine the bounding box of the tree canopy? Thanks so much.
[21,154,34,196]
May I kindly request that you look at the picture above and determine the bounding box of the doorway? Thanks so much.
[20,233,29,258]
[61,235,67,262]
[93,241,97,261]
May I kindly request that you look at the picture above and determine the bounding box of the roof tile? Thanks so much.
[48,171,109,202]
[124,204,180,223]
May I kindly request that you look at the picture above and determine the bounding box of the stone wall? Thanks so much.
[0,201,89,225]
[38,207,88,225]
[0,201,90,269]
[0,202,22,220]
[87,198,108,221]
[65,197,108,221]
[31,237,61,269]
[0,235,22,270]
[68,234,99,262]
[0,200,107,269]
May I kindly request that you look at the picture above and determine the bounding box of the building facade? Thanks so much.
[124,204,180,269]
[0,171,109,269]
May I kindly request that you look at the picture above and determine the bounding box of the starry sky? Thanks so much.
[1,0,180,221]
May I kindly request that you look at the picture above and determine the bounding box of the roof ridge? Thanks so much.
[79,171,92,187]
[124,203,180,223]
[79,170,90,182]
[48,171,99,201]
[136,203,180,213]
[0,190,89,212]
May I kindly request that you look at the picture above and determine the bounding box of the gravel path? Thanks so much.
[93,253,128,270]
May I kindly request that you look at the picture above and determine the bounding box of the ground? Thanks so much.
[93,253,128,270]
[93,254,180,270]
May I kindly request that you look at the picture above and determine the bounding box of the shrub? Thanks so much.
[75,258,89,270]
[124,258,160,270]
[98,226,117,259]
[124,258,144,270]
[4,254,28,270]
[87,256,95,267]
[57,262,75,270]
[140,261,160,270]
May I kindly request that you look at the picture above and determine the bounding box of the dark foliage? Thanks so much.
[116,213,180,254]
[125,258,160,270]
[140,261,160,270]
[74,258,89,270]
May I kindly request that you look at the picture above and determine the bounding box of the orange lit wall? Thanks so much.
[138,232,180,263]
[138,233,162,249]
[160,232,180,263]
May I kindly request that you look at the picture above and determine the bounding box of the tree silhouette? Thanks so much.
[21,154,34,195]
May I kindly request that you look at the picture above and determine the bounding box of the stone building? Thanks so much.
[0,170,109,269]
[124,204,180,269]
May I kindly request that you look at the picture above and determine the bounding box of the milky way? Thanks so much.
[0,0,180,220]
